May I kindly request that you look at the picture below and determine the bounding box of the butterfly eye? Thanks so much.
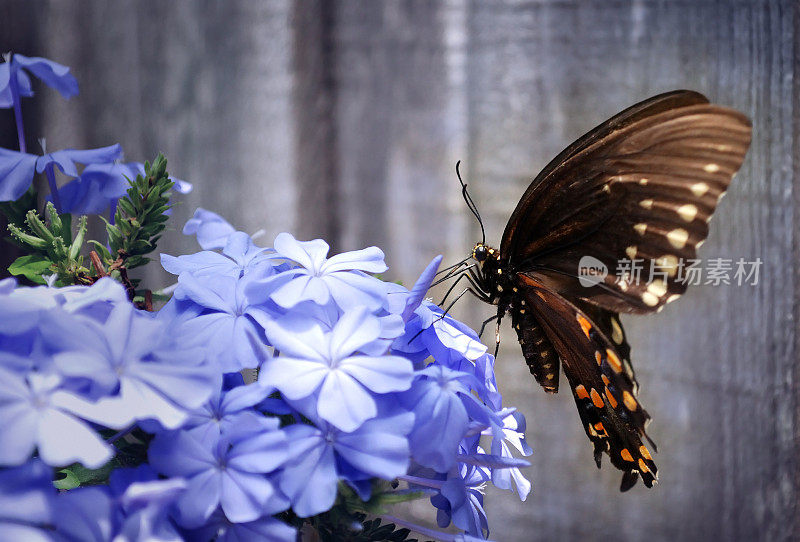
[472,245,488,262]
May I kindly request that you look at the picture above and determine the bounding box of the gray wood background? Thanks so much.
[1,1,797,540]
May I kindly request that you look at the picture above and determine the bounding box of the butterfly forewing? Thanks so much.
[502,93,751,314]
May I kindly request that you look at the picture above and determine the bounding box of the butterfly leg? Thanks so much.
[493,307,504,357]
[436,266,478,306]
[478,315,500,338]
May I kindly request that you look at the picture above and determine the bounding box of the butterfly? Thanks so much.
[452,90,751,490]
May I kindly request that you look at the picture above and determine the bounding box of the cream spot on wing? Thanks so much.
[666,294,681,304]
[625,246,637,259]
[610,318,624,345]
[690,182,709,197]
[634,223,647,235]
[667,228,689,249]
[703,163,720,173]
[639,178,649,185]
[677,204,698,222]
[639,199,654,210]
[642,291,659,306]
[647,279,667,297]
[656,254,679,277]
[618,280,628,292]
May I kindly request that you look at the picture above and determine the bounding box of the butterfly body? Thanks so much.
[461,90,752,490]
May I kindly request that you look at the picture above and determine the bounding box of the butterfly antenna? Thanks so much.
[456,161,486,245]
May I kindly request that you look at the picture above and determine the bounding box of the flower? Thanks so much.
[43,299,217,430]
[279,410,413,517]
[57,161,192,215]
[0,367,114,468]
[0,460,55,541]
[183,208,237,250]
[259,306,414,431]
[161,231,273,279]
[109,466,187,542]
[148,420,289,528]
[254,232,389,311]
[431,463,490,537]
[168,271,271,372]
[485,409,532,501]
[399,365,493,472]
[0,53,78,108]
[181,375,276,446]
[0,143,121,202]
[183,510,297,542]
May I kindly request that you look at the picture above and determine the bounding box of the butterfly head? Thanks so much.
[471,243,499,266]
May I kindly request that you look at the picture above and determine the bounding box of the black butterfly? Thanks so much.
[451,90,751,490]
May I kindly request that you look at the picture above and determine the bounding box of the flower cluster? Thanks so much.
[0,52,532,541]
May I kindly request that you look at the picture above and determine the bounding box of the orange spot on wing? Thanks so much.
[604,388,618,408]
[623,391,638,411]
[638,458,650,473]
[575,385,590,400]
[590,388,605,408]
[535,291,547,301]
[602,374,610,385]
[595,351,602,365]
[576,314,593,339]
[606,349,623,373]
[621,449,634,462]
[639,446,652,460]
[593,422,605,433]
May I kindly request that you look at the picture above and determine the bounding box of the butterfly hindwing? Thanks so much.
[516,272,657,489]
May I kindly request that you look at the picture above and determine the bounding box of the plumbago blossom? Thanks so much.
[0,52,532,542]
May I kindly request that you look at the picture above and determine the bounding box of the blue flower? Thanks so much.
[51,486,113,541]
[279,409,413,517]
[0,143,122,202]
[43,299,217,430]
[182,377,276,446]
[183,510,297,542]
[0,460,55,541]
[161,231,273,279]
[57,161,192,215]
[484,409,532,500]
[431,463,490,538]
[169,272,270,372]
[148,420,289,528]
[255,232,389,311]
[183,208,237,250]
[109,466,186,542]
[0,53,78,108]
[399,365,493,472]
[259,306,414,431]
[0,368,114,467]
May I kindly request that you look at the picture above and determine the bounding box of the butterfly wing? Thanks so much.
[517,273,657,490]
[501,90,751,313]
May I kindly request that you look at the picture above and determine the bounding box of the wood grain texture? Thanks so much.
[0,1,796,540]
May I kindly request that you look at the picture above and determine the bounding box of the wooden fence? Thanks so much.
[1,1,797,540]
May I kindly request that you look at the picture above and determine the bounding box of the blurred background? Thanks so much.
[1,1,797,541]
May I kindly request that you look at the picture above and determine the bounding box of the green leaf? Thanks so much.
[8,254,53,283]
[53,468,81,490]
[54,460,118,489]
